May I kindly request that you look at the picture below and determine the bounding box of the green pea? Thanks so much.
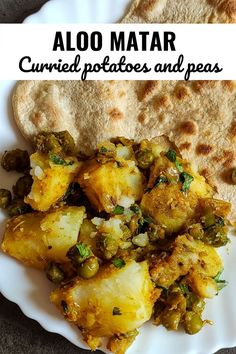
[136,149,154,169]
[56,131,76,154]
[46,262,65,284]
[184,311,203,334]
[99,234,119,260]
[77,257,99,279]
[186,293,205,314]
[188,223,204,240]
[7,199,31,217]
[202,212,216,228]
[167,291,186,313]
[203,225,229,247]
[34,132,62,154]
[1,149,30,172]
[161,309,182,331]
[0,189,12,209]
[13,174,33,198]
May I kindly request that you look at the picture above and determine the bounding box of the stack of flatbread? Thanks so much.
[122,0,236,23]
[12,0,236,220]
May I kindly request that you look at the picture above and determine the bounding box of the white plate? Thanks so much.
[1,2,236,354]
[24,0,131,24]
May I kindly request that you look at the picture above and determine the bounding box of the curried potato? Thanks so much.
[141,184,199,234]
[186,271,218,299]
[1,206,86,269]
[198,198,231,219]
[51,260,159,343]
[77,159,144,213]
[192,241,223,278]
[141,154,213,234]
[25,152,81,211]
[150,234,222,289]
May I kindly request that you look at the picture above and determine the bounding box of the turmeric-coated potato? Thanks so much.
[150,234,222,289]
[186,271,218,298]
[51,260,159,340]
[141,155,213,234]
[25,152,81,211]
[1,206,86,269]
[77,159,144,213]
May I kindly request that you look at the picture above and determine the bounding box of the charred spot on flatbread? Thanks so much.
[196,144,213,156]
[154,94,172,109]
[174,86,191,101]
[229,120,236,138]
[108,108,124,121]
[139,81,160,102]
[179,142,192,151]
[179,121,198,135]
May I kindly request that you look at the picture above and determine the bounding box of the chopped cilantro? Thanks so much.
[153,175,169,188]
[179,283,190,295]
[100,146,108,153]
[175,160,184,173]
[214,270,223,282]
[180,172,194,192]
[76,243,91,259]
[214,270,228,292]
[112,205,124,215]
[112,258,126,268]
[113,307,122,315]
[49,153,74,166]
[130,204,140,214]
[166,149,184,172]
[146,176,168,193]
[166,149,176,162]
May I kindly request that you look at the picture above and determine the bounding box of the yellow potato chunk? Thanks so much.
[51,261,159,340]
[141,184,199,234]
[186,271,218,299]
[25,152,81,211]
[141,155,213,234]
[190,172,214,198]
[150,234,222,289]
[192,241,223,278]
[77,160,144,213]
[1,206,86,269]
[198,198,231,219]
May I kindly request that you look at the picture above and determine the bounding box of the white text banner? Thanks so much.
[0,24,235,80]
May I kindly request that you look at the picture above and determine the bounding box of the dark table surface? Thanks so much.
[0,1,235,354]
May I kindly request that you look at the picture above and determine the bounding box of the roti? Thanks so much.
[122,0,236,23]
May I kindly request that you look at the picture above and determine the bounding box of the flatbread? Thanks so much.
[12,80,138,154]
[122,0,236,23]
[13,80,236,220]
